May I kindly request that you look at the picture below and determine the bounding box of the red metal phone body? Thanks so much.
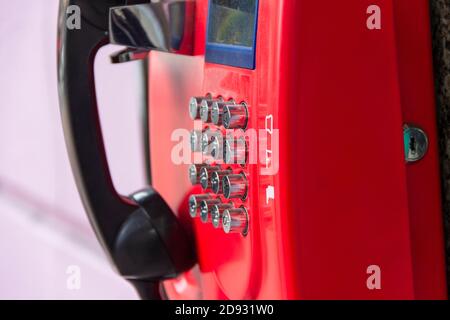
[148,0,448,299]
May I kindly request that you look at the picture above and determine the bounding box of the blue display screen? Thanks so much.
[205,0,259,69]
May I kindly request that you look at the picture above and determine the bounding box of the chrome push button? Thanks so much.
[223,173,248,200]
[199,166,220,190]
[224,137,247,165]
[211,169,232,194]
[200,198,221,223]
[211,100,233,126]
[201,130,212,153]
[211,203,233,228]
[223,103,248,129]
[188,164,207,185]
[189,96,204,120]
[187,95,250,235]
[210,135,223,160]
[189,194,214,218]
[200,98,222,123]
[222,207,249,235]
[190,130,202,152]
[201,130,224,160]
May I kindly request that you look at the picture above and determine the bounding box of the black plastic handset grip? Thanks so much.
[57,0,195,299]
[58,0,130,255]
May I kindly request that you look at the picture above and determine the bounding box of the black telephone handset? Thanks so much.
[57,0,196,299]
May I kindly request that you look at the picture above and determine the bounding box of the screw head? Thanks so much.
[189,97,200,120]
[201,131,209,153]
[211,102,220,125]
[211,171,221,194]
[188,195,198,218]
[210,135,222,160]
[223,107,231,129]
[199,167,209,190]
[224,139,232,164]
[188,164,198,185]
[200,201,209,222]
[211,205,221,228]
[222,210,231,232]
[200,100,210,122]
[223,176,231,198]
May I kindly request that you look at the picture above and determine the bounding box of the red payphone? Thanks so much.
[58,0,448,299]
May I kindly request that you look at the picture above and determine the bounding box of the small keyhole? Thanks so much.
[404,125,428,163]
[409,136,417,155]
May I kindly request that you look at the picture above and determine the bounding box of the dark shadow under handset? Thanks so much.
[57,0,196,299]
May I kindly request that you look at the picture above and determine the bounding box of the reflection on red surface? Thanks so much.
[156,0,447,300]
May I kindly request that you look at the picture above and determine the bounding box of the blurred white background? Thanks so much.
[0,0,150,299]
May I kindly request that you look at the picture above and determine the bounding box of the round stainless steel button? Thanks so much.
[210,134,223,161]
[188,164,207,185]
[222,206,249,235]
[189,194,214,218]
[223,103,248,129]
[200,99,217,123]
[190,130,202,152]
[211,203,233,228]
[222,173,248,200]
[201,129,222,155]
[200,198,221,223]
[189,96,204,120]
[211,169,232,194]
[199,166,220,190]
[201,130,211,153]
[211,100,233,125]
[224,137,247,165]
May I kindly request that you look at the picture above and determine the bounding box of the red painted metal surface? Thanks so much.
[148,0,448,299]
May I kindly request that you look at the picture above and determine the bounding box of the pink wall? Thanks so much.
[0,0,148,299]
